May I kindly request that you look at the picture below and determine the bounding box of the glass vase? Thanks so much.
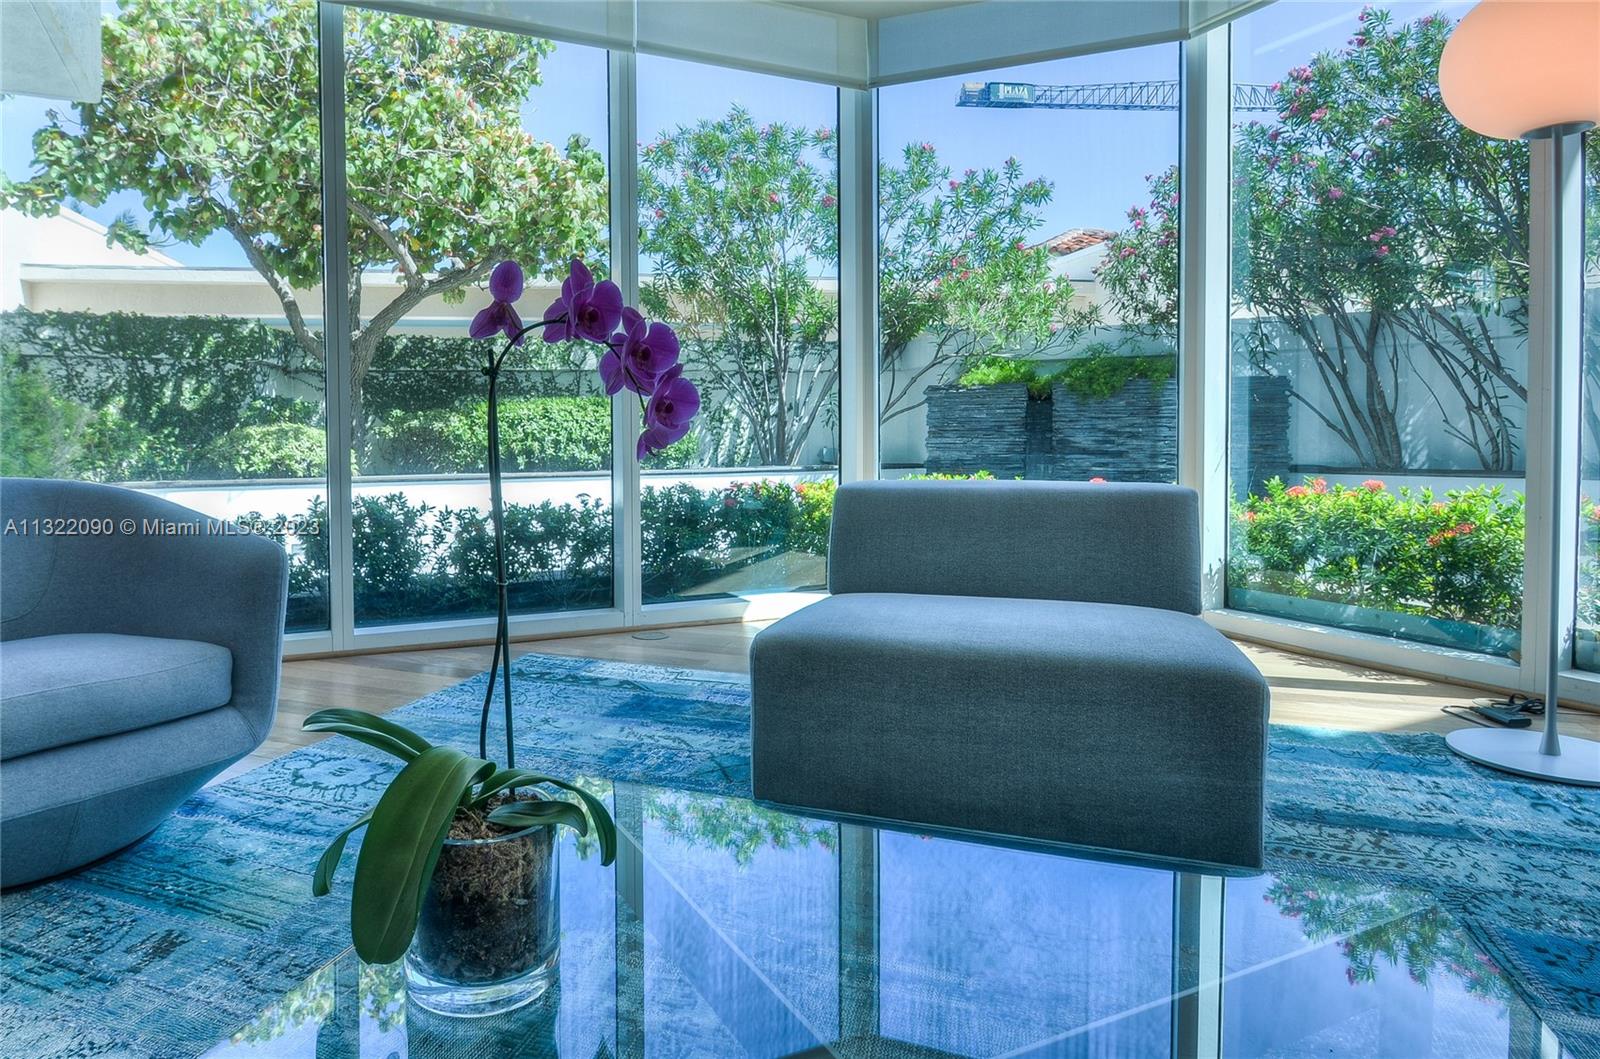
[404,822,559,1017]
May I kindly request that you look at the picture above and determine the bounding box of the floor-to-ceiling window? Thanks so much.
[0,0,329,633]
[876,45,1181,482]
[342,9,613,628]
[1226,4,1529,657]
[1576,133,1600,669]
[636,56,839,603]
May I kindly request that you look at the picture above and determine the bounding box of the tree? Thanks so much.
[638,108,838,466]
[637,111,1085,465]
[878,143,1089,427]
[1099,7,1534,473]
[1,0,608,452]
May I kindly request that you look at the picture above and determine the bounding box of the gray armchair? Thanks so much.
[751,480,1271,869]
[0,478,288,887]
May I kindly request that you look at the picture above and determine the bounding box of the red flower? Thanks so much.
[1311,478,1329,494]
[1089,476,1108,484]
[1361,479,1385,491]
[1286,485,1309,497]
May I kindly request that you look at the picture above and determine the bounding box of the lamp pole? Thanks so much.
[1436,0,1600,786]
[1443,123,1600,786]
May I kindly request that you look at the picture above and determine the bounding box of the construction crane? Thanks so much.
[957,80,1279,112]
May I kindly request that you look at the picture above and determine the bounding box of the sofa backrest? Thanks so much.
[827,479,1202,614]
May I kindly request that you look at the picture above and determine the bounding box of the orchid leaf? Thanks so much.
[312,810,372,898]
[302,709,432,763]
[350,746,493,965]
[487,799,590,837]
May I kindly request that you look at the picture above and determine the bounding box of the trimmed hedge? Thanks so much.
[267,477,839,627]
[366,397,696,475]
[1230,477,1524,629]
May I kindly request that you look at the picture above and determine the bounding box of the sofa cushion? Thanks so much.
[0,633,233,760]
[751,592,1271,867]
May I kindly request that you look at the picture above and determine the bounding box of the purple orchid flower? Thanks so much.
[600,307,680,396]
[638,363,701,458]
[544,257,623,345]
[469,260,526,344]
[471,258,699,461]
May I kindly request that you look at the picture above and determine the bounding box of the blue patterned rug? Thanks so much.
[2,652,1597,1058]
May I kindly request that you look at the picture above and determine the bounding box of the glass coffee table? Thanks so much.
[202,781,1568,1058]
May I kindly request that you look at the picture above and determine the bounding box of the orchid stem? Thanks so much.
[477,313,567,784]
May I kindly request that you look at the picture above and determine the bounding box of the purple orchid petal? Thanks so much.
[645,366,700,431]
[573,280,625,344]
[598,350,626,395]
[489,260,524,303]
[565,257,594,300]
[499,302,525,346]
[469,304,505,340]
[636,419,691,460]
[645,321,680,370]
[622,306,645,332]
[542,298,571,343]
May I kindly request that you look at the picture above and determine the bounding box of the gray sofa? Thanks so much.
[751,479,1270,869]
[0,478,288,887]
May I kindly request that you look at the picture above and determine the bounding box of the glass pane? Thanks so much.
[877,45,1182,482]
[0,1,328,633]
[1577,134,1600,670]
[343,11,612,628]
[636,55,839,604]
[1227,5,1528,657]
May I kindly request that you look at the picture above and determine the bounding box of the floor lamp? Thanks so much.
[1438,0,1600,785]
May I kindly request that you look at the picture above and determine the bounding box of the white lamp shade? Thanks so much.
[1438,0,1600,140]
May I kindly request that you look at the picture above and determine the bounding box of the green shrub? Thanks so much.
[1231,477,1524,629]
[956,350,1178,401]
[0,353,86,477]
[905,470,997,481]
[368,397,697,475]
[956,356,1052,399]
[206,422,327,479]
[1054,350,1176,399]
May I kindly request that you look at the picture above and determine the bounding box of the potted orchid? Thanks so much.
[303,258,697,1017]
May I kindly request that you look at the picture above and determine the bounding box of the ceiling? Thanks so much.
[779,0,978,21]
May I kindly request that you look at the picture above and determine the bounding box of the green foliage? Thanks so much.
[0,352,86,477]
[0,0,608,423]
[878,141,1091,425]
[1098,8,1533,472]
[368,397,695,475]
[638,108,838,466]
[645,790,836,868]
[904,470,997,481]
[1,309,320,481]
[956,356,1052,400]
[1265,875,1510,1001]
[1231,477,1524,629]
[955,350,1176,401]
[302,710,616,966]
[1054,350,1175,399]
[371,397,610,474]
[206,422,327,479]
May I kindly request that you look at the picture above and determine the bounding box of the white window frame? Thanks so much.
[298,0,1596,716]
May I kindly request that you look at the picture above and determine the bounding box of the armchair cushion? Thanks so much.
[1,634,232,760]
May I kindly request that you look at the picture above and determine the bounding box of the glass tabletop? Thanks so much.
[202,781,1567,1059]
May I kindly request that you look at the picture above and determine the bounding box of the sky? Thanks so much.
[1,1,1477,271]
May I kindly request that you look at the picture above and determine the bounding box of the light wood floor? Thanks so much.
[220,620,1600,783]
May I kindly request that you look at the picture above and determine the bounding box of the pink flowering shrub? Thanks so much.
[1230,476,1527,629]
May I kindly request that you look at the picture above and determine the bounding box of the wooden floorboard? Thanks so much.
[214,619,1600,784]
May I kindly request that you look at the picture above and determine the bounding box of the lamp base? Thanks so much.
[1446,726,1600,787]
